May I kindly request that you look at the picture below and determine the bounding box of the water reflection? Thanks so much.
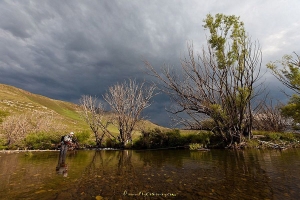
[56,146,68,177]
[117,150,134,176]
[0,149,299,199]
[209,150,273,199]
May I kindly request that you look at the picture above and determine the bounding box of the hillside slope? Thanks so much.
[0,83,164,133]
[0,83,86,130]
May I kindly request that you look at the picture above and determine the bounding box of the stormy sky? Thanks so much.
[0,0,300,127]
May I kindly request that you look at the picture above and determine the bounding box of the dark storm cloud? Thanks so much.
[0,0,300,126]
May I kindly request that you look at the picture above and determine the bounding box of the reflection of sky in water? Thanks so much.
[0,149,299,199]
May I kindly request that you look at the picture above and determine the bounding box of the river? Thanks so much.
[0,149,299,199]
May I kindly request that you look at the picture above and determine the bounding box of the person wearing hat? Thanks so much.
[62,132,75,145]
[56,132,77,172]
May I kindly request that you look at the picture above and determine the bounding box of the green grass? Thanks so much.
[0,110,9,123]
[253,130,300,142]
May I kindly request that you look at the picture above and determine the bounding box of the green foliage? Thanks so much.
[256,131,298,142]
[245,139,259,149]
[134,128,167,149]
[200,119,216,130]
[280,132,297,142]
[267,53,300,124]
[74,130,91,144]
[281,94,300,123]
[265,132,281,141]
[0,137,7,150]
[236,87,252,107]
[105,138,119,148]
[133,128,213,149]
[134,128,164,149]
[184,131,212,147]
[209,104,226,120]
[24,132,60,149]
[203,13,247,69]
[165,129,183,147]
[267,53,300,91]
[189,143,203,150]
[200,13,258,145]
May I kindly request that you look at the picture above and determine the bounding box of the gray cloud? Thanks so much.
[0,0,300,126]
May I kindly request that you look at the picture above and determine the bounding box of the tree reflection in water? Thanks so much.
[211,150,274,199]
[1,149,299,199]
[71,150,287,199]
[70,150,139,198]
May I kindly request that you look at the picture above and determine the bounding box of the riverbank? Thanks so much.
[1,130,300,151]
[1,140,299,153]
[0,149,59,154]
[233,138,300,150]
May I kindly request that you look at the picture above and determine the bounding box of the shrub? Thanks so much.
[133,129,214,149]
[74,130,91,144]
[24,132,59,149]
[166,129,184,147]
[1,111,67,147]
[255,131,299,142]
[245,139,260,149]
[105,138,119,148]
[265,132,281,141]
[0,136,7,150]
[252,102,289,132]
[264,132,297,142]
[280,132,297,142]
[133,128,173,149]
[183,131,213,148]
[200,119,216,130]
[146,128,168,149]
[189,143,203,150]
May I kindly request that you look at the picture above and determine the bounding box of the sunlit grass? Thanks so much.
[253,130,300,142]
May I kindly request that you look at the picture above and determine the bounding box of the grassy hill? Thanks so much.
[0,83,168,149]
[0,83,86,130]
[0,83,167,128]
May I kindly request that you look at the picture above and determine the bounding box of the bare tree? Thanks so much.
[145,14,263,147]
[253,100,290,132]
[1,111,65,147]
[103,79,156,148]
[2,114,28,146]
[79,95,115,147]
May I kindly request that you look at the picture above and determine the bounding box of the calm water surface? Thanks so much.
[0,149,300,200]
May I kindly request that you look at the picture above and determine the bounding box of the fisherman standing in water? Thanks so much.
[56,132,77,176]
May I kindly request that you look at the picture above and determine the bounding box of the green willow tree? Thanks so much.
[267,53,300,123]
[146,13,262,147]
